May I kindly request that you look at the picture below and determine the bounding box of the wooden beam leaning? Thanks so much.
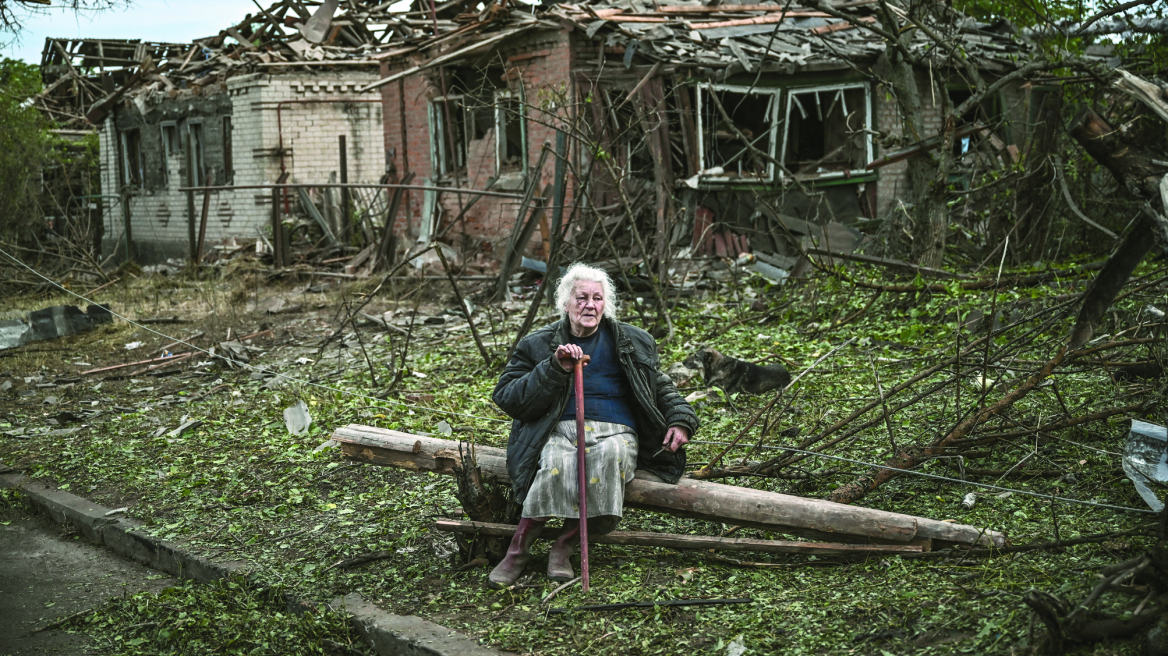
[331,425,1006,548]
[434,520,924,556]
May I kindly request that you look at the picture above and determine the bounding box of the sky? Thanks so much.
[1,0,255,65]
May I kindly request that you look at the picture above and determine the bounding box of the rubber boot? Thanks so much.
[547,519,580,582]
[488,518,545,588]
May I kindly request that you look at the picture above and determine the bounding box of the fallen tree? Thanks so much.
[330,425,1006,549]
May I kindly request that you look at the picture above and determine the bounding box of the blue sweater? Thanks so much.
[560,324,637,431]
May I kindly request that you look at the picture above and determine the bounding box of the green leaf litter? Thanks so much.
[1,260,1164,655]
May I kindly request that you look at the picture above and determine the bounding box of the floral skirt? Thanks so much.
[521,420,639,520]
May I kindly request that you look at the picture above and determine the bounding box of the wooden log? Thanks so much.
[331,425,1006,548]
[433,519,924,556]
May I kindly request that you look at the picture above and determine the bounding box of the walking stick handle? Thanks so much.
[573,355,591,592]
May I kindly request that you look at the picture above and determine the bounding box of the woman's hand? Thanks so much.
[555,344,587,372]
[662,426,690,452]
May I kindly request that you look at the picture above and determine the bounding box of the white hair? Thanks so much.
[555,263,620,320]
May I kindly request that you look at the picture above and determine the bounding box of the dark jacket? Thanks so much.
[492,316,699,503]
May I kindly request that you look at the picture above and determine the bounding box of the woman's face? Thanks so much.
[567,280,605,337]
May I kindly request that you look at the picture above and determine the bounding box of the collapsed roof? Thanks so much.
[34,0,1031,130]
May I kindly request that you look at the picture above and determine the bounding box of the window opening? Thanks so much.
[605,90,655,181]
[948,88,1001,157]
[780,84,871,177]
[430,96,467,177]
[188,121,206,184]
[495,91,526,173]
[119,128,142,187]
[696,84,779,182]
[160,122,178,184]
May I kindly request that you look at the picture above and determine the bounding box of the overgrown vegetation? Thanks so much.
[0,253,1163,654]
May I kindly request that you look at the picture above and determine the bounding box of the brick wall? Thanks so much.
[873,71,1029,218]
[380,29,577,262]
[100,70,385,264]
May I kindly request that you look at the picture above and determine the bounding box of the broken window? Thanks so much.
[495,91,525,173]
[780,84,871,177]
[431,91,526,177]
[605,90,655,181]
[430,96,467,177]
[188,121,207,185]
[160,122,179,185]
[119,128,142,188]
[948,88,1001,157]
[696,84,779,182]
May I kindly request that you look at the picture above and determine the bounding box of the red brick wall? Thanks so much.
[379,29,578,262]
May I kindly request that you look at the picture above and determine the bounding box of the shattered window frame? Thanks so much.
[947,86,1003,158]
[428,95,468,178]
[187,120,207,185]
[695,83,781,183]
[118,128,143,189]
[605,89,655,182]
[494,90,527,175]
[778,82,873,180]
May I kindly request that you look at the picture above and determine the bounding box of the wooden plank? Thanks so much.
[659,5,828,13]
[359,26,533,93]
[808,16,876,34]
[434,520,925,555]
[332,425,1006,548]
[693,12,827,29]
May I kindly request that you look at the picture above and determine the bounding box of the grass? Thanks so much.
[1,256,1164,655]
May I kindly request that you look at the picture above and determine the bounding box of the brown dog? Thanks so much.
[683,345,791,398]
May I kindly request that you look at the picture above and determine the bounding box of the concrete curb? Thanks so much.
[334,594,503,656]
[0,467,506,656]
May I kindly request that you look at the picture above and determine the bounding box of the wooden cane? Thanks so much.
[573,354,591,592]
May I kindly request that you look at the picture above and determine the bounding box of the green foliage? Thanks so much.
[1,262,1164,655]
[79,577,369,655]
[0,58,48,242]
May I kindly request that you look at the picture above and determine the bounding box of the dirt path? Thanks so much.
[0,509,175,656]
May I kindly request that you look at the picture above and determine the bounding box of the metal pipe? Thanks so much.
[178,182,523,199]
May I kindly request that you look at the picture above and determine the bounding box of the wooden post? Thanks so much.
[122,187,135,263]
[496,144,551,301]
[544,130,568,306]
[340,135,350,244]
[195,171,214,263]
[186,130,196,263]
[271,186,286,268]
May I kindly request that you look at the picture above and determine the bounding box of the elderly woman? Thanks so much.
[489,263,699,587]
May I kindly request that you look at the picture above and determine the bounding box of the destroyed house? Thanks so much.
[78,0,1035,269]
[71,8,392,264]
[373,0,1036,269]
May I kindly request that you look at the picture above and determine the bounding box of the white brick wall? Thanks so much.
[100,70,385,262]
